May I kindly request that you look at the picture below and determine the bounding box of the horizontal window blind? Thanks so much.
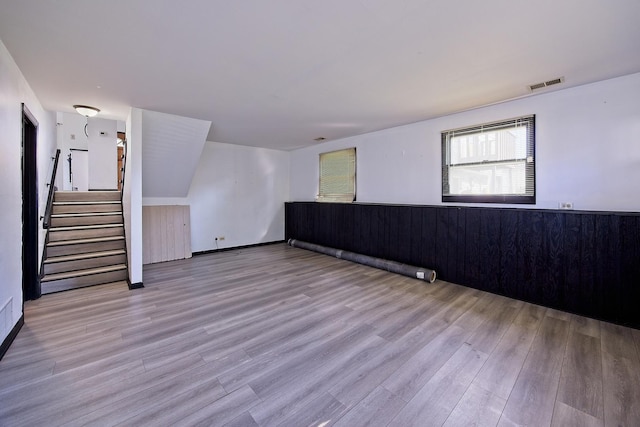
[442,115,535,204]
[317,147,356,203]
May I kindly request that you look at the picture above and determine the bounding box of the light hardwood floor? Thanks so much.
[1,243,639,426]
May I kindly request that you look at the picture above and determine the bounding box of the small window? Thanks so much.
[442,115,535,204]
[317,147,356,203]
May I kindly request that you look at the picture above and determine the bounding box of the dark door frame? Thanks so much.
[22,103,40,301]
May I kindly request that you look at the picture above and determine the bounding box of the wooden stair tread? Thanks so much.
[41,264,127,282]
[52,212,122,218]
[43,189,127,290]
[44,250,126,264]
[41,279,129,294]
[49,224,123,232]
[53,201,120,205]
[47,236,125,247]
[55,191,118,194]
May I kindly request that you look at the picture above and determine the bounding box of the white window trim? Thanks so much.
[441,115,535,204]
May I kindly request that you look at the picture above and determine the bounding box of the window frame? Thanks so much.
[441,115,536,204]
[317,147,356,203]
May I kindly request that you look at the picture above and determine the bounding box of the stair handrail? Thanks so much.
[120,139,127,201]
[42,149,61,229]
[118,138,134,288]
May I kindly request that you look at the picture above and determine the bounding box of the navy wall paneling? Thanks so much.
[285,202,640,328]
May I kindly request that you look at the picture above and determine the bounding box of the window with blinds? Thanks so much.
[442,115,535,204]
[317,147,356,203]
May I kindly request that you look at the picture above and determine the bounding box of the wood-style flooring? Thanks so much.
[1,243,639,426]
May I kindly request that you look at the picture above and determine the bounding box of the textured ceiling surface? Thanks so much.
[1,0,639,150]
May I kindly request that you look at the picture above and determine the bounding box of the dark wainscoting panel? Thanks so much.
[285,202,640,328]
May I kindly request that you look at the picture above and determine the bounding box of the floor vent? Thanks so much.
[529,76,564,92]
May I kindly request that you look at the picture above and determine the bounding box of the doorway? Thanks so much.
[22,104,40,300]
[117,131,125,191]
[69,148,89,191]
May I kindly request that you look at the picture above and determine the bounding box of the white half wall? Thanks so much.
[124,108,143,285]
[290,72,640,212]
[144,141,290,252]
[0,38,56,343]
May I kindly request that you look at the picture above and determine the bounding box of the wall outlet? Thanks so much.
[559,201,574,210]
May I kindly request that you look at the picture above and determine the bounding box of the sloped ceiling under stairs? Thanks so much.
[141,110,211,198]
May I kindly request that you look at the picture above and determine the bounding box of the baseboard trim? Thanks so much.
[127,280,144,290]
[193,240,285,257]
[0,314,24,361]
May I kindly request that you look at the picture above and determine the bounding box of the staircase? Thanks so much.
[41,191,128,294]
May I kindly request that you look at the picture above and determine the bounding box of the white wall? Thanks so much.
[143,141,290,252]
[87,117,118,190]
[0,39,56,343]
[57,113,119,191]
[124,108,143,285]
[291,72,640,212]
[56,112,88,190]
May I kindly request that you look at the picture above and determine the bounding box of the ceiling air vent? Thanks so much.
[529,76,564,92]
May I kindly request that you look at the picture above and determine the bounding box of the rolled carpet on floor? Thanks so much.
[287,238,437,283]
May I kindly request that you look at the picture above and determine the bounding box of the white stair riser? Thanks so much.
[43,254,127,275]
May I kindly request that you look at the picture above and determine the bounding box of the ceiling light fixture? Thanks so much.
[73,105,100,117]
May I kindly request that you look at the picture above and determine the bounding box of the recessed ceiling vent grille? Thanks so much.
[529,76,564,92]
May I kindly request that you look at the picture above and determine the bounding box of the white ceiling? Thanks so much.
[1,0,639,150]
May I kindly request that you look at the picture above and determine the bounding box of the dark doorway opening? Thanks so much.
[22,104,40,301]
